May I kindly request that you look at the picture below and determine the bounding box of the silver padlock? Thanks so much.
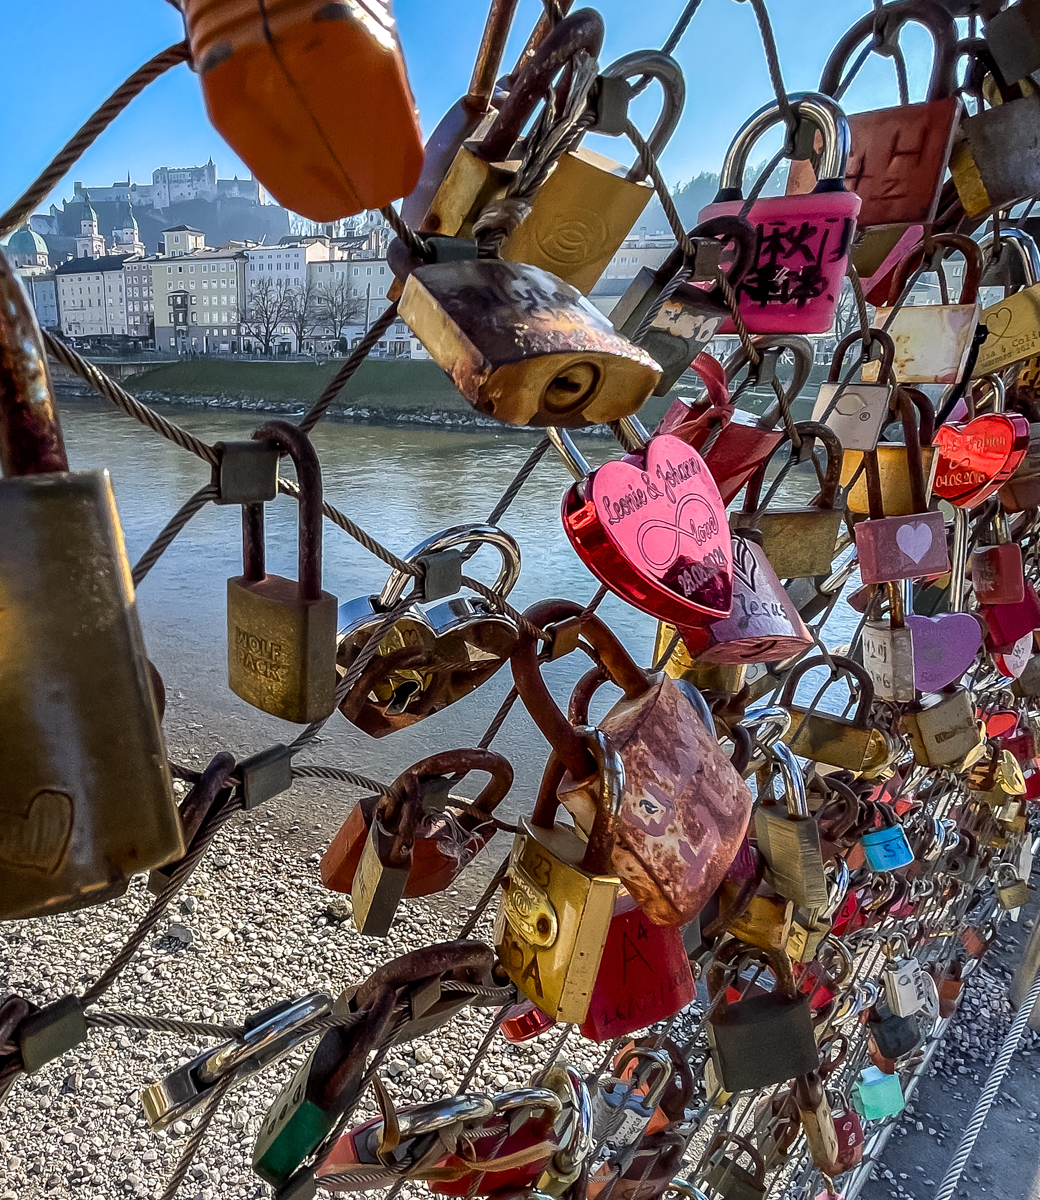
[141,992,331,1129]
[881,937,928,1018]
[590,1049,670,1148]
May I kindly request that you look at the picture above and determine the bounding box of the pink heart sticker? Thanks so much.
[588,434,733,619]
[906,614,982,693]
[896,522,934,564]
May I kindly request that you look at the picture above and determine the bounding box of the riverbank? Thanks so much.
[52,357,680,430]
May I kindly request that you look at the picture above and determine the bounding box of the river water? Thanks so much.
[59,393,851,815]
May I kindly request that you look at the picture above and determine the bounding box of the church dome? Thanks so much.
[6,226,48,256]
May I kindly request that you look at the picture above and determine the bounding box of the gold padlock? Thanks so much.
[495,730,622,1023]
[653,621,748,695]
[400,257,660,427]
[974,229,1040,376]
[503,51,684,294]
[900,687,986,769]
[840,386,938,516]
[723,884,794,952]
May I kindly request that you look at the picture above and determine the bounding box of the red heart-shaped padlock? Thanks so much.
[562,434,733,623]
[932,414,1029,507]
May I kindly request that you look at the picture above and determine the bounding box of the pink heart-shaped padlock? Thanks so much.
[563,433,733,623]
[906,614,982,693]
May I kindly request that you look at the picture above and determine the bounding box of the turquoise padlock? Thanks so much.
[851,1066,904,1120]
[860,805,915,871]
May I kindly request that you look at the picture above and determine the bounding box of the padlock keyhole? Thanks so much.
[386,679,421,714]
[544,363,600,413]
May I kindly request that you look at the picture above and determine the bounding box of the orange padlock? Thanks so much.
[181,0,424,220]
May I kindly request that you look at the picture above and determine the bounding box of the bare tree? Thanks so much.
[239,277,291,356]
[284,277,323,352]
[316,276,364,342]
[833,277,870,344]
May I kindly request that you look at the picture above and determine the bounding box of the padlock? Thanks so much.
[752,738,829,908]
[792,1072,840,1175]
[999,425,1040,511]
[867,997,924,1062]
[986,0,1040,86]
[399,256,661,428]
[586,1130,686,1200]
[995,861,1034,908]
[902,686,986,768]
[853,400,950,588]
[859,802,915,871]
[549,425,734,624]
[494,730,623,1023]
[932,381,1030,509]
[975,229,1040,375]
[0,249,181,919]
[981,581,1040,652]
[321,749,513,900]
[731,422,845,579]
[504,51,686,295]
[532,1064,595,1198]
[419,10,605,238]
[950,68,1040,217]
[861,584,916,703]
[881,937,928,1017]
[812,330,897,453]
[654,620,748,696]
[722,878,793,953]
[851,1065,905,1120]
[698,92,861,333]
[829,1091,865,1173]
[677,532,814,665]
[590,1048,670,1146]
[499,998,557,1044]
[612,217,757,396]
[703,1056,733,1107]
[578,892,695,1043]
[227,422,337,724]
[512,600,752,927]
[181,0,423,222]
[972,508,1026,606]
[253,981,397,1187]
[840,385,938,516]
[614,1035,696,1136]
[142,993,332,1130]
[749,1088,801,1171]
[335,523,521,736]
[703,1134,767,1200]
[789,2,960,259]
[862,234,983,384]
[706,942,819,1093]
[780,655,899,775]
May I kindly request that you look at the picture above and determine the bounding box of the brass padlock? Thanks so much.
[0,249,181,919]
[227,422,337,724]
[793,1072,840,1174]
[732,422,845,579]
[995,862,1033,909]
[900,686,986,769]
[779,655,900,775]
[494,729,622,1024]
[400,257,660,427]
[752,737,829,909]
[975,229,1040,376]
[654,620,748,695]
[504,51,685,294]
[419,11,605,238]
[840,384,938,515]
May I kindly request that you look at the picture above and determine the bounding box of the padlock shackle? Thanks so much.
[174,751,237,850]
[707,939,798,1007]
[319,982,399,1112]
[828,328,896,386]
[612,1046,672,1105]
[466,0,522,107]
[378,523,521,609]
[511,598,651,777]
[354,941,495,1015]
[387,748,514,819]
[688,214,759,291]
[547,426,592,483]
[864,386,931,518]
[818,0,959,104]
[760,740,811,820]
[478,8,604,163]
[978,228,1040,291]
[778,654,877,729]
[884,232,983,305]
[599,51,685,181]
[740,421,844,515]
[707,1133,767,1187]
[966,372,1007,417]
[723,334,815,413]
[716,92,851,197]
[0,248,68,476]
[957,35,1019,106]
[252,421,324,601]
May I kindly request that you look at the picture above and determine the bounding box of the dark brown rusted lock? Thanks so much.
[321,749,513,898]
[147,752,236,895]
[511,599,752,925]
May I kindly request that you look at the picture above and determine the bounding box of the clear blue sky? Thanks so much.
[0,0,946,216]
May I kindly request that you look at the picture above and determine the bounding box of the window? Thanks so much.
[379,267,385,275]
[167,266,173,274]
[366,268,372,276]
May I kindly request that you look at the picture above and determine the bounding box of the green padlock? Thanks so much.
[851,1066,904,1121]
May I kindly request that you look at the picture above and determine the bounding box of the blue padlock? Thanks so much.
[851,1066,904,1121]
[860,805,914,871]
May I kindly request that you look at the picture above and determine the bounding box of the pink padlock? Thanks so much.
[698,92,861,334]
[981,583,1040,652]
[854,391,950,585]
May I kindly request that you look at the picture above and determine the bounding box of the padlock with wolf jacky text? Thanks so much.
[227,422,337,724]
[698,93,860,334]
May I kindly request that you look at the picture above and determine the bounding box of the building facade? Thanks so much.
[124,257,155,339]
[16,270,59,330]
[55,255,130,338]
[152,245,247,353]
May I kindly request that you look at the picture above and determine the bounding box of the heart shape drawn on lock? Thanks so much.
[574,434,733,622]
[895,522,935,564]
[0,790,73,874]
[933,414,1030,508]
[906,614,982,693]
